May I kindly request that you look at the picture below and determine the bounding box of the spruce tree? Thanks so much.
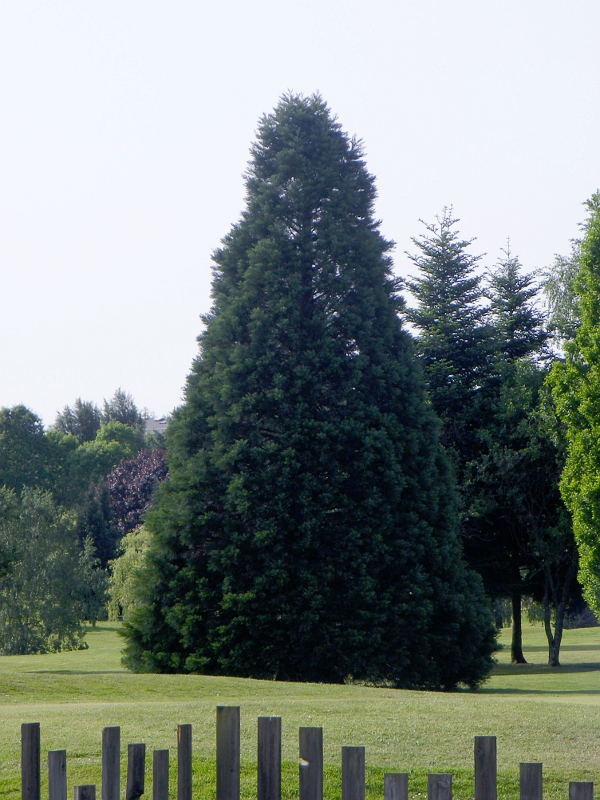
[123,95,496,688]
[403,210,494,464]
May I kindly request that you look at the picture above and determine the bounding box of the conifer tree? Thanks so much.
[123,95,496,688]
[404,211,493,456]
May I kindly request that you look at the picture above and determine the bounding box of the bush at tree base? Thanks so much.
[122,94,497,689]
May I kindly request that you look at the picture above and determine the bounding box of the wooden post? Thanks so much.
[102,727,120,800]
[428,774,452,800]
[342,747,365,800]
[474,737,497,800]
[127,744,146,800]
[520,764,542,800]
[299,728,323,800]
[22,723,40,800]
[217,707,240,800]
[384,774,408,800]
[153,751,169,800]
[570,783,593,800]
[49,750,67,800]
[74,788,96,800]
[178,725,192,800]
[258,717,281,800]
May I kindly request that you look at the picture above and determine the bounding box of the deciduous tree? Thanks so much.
[550,192,600,618]
[0,488,91,653]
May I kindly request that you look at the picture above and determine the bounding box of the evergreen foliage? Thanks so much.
[75,481,116,568]
[54,398,103,443]
[103,388,145,429]
[122,95,496,689]
[403,211,494,466]
[486,247,548,363]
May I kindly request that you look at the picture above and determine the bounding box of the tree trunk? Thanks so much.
[543,548,578,667]
[544,596,564,667]
[511,588,527,664]
[544,603,565,667]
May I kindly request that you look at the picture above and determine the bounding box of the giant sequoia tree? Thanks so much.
[123,95,496,688]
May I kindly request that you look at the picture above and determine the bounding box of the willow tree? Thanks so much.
[122,95,496,689]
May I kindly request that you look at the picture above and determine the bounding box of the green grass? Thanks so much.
[1,623,599,800]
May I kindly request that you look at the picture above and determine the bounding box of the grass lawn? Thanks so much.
[0,622,599,800]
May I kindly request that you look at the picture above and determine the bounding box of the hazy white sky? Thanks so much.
[1,1,599,425]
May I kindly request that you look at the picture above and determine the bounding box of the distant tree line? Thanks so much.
[0,389,168,653]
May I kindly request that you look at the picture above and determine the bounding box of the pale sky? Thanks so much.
[1,1,599,425]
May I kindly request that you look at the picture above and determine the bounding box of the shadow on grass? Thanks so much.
[492,662,600,675]
[517,644,600,653]
[29,670,127,675]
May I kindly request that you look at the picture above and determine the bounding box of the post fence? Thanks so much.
[153,750,169,800]
[18,712,594,800]
[520,763,542,800]
[342,746,365,800]
[178,725,192,800]
[216,706,240,800]
[428,774,452,800]
[384,774,408,800]
[126,743,145,800]
[475,736,497,800]
[299,727,323,800]
[102,727,120,800]
[48,750,67,800]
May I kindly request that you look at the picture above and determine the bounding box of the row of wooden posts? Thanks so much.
[21,708,594,800]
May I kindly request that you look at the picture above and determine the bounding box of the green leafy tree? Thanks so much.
[122,95,496,689]
[64,422,143,504]
[550,192,600,617]
[543,240,582,348]
[107,526,151,621]
[0,488,89,653]
[468,365,578,666]
[0,406,49,492]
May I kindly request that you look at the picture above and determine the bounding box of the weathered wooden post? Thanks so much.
[474,737,497,800]
[384,774,408,800]
[299,727,323,800]
[49,750,67,800]
[153,751,169,800]
[258,717,281,800]
[178,725,192,800]
[102,727,120,800]
[342,747,365,800]
[126,744,146,800]
[428,774,452,800]
[217,706,240,800]
[74,788,96,800]
[570,783,593,800]
[520,764,542,800]
[22,723,40,800]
